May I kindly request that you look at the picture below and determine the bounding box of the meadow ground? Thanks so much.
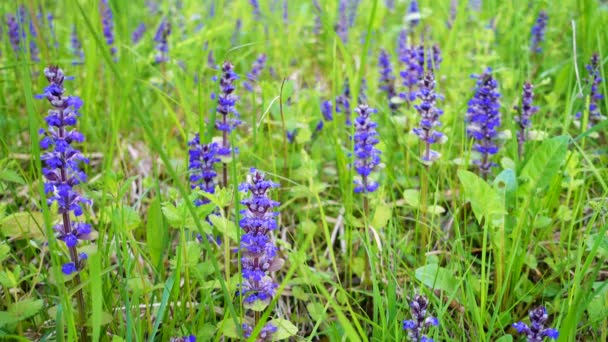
[0,0,607,341]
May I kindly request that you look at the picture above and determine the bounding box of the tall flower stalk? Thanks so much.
[378,49,398,112]
[575,53,604,129]
[512,306,559,341]
[132,23,146,44]
[466,68,501,178]
[188,134,219,207]
[238,169,283,340]
[530,11,548,54]
[402,295,439,342]
[413,71,443,163]
[353,104,381,214]
[336,0,348,44]
[216,62,241,187]
[243,53,267,92]
[99,0,116,56]
[514,82,538,158]
[36,66,92,336]
[154,18,171,64]
[71,26,84,65]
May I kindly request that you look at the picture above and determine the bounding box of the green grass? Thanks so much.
[1,0,607,341]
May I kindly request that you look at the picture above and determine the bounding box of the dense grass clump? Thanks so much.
[0,1,607,341]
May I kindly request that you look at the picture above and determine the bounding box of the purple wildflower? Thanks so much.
[250,0,261,20]
[575,53,604,128]
[25,7,40,62]
[426,45,442,71]
[512,306,559,341]
[322,100,334,122]
[447,0,457,28]
[287,129,297,143]
[216,62,241,157]
[514,82,538,158]
[99,0,116,56]
[397,29,409,61]
[336,0,348,44]
[6,14,21,53]
[348,0,361,27]
[243,53,267,92]
[466,68,501,176]
[36,66,94,275]
[283,0,288,26]
[154,19,171,64]
[238,169,282,304]
[413,71,443,162]
[386,0,395,11]
[400,45,425,102]
[469,0,482,11]
[169,336,196,342]
[353,104,381,194]
[313,0,322,35]
[71,26,84,65]
[188,134,219,206]
[242,322,278,341]
[407,1,420,29]
[336,80,352,124]
[132,23,146,44]
[402,295,439,342]
[530,11,548,54]
[379,49,399,112]
[232,19,242,46]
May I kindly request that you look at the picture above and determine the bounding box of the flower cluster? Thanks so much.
[512,306,559,341]
[408,0,420,29]
[99,0,116,55]
[336,0,349,44]
[188,134,219,207]
[216,62,241,157]
[36,66,94,275]
[71,26,84,65]
[378,49,399,112]
[402,295,439,342]
[238,169,282,305]
[426,45,442,71]
[353,104,381,194]
[23,6,40,62]
[575,53,605,128]
[250,0,261,20]
[6,14,21,54]
[312,0,322,35]
[514,82,538,158]
[466,68,501,176]
[530,11,548,54]
[243,53,267,92]
[336,80,352,124]
[132,23,146,44]
[413,71,443,162]
[242,323,278,342]
[169,336,196,342]
[154,19,171,64]
[400,45,425,102]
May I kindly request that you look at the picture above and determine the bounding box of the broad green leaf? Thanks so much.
[371,204,391,228]
[114,206,141,230]
[0,244,10,263]
[427,205,445,215]
[457,170,505,226]
[415,264,459,294]
[518,136,568,196]
[146,197,167,269]
[307,302,326,322]
[0,311,19,328]
[209,215,238,242]
[0,211,45,240]
[494,335,513,342]
[244,298,270,312]
[217,318,240,338]
[270,318,298,340]
[403,189,420,208]
[9,299,44,322]
[0,169,25,185]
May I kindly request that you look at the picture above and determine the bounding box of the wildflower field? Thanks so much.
[1,0,608,341]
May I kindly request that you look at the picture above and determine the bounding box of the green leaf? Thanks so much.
[217,318,240,338]
[371,204,391,228]
[0,311,19,328]
[403,189,420,208]
[494,335,513,342]
[269,318,298,340]
[209,215,238,242]
[244,298,270,312]
[518,136,568,196]
[0,169,25,185]
[146,197,167,269]
[415,264,459,294]
[307,302,326,322]
[458,170,505,226]
[0,244,10,263]
[113,206,141,230]
[0,211,45,240]
[9,299,44,321]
